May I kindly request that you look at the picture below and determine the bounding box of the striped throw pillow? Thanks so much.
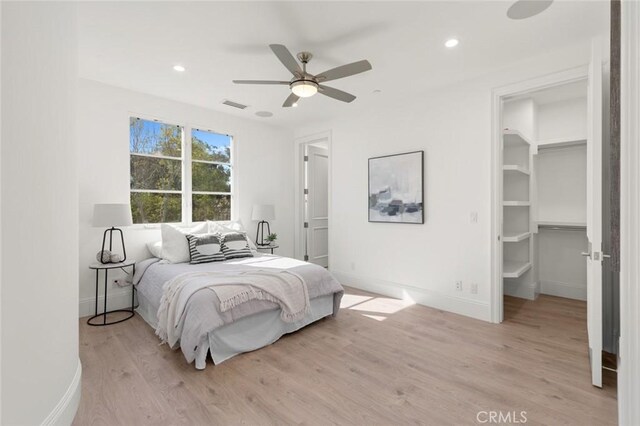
[186,233,225,264]
[221,232,254,260]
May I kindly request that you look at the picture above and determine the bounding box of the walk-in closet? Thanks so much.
[502,80,589,301]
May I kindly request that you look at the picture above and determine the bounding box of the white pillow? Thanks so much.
[161,222,208,263]
[146,240,163,258]
[208,220,258,250]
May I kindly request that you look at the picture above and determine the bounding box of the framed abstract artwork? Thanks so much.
[368,151,424,224]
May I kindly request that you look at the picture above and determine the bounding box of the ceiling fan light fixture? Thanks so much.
[291,80,318,98]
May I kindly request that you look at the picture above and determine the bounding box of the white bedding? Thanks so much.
[134,253,343,369]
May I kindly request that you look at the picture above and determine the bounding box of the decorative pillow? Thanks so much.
[208,220,258,251]
[186,233,224,264]
[220,232,254,260]
[161,222,208,263]
[146,240,163,258]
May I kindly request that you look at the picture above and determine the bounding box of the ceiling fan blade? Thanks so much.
[318,85,356,103]
[282,92,300,108]
[315,60,372,82]
[269,44,302,76]
[233,80,289,85]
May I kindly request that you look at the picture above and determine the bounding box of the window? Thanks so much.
[129,117,233,224]
[191,128,232,222]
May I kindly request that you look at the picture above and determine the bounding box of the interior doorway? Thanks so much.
[491,40,615,389]
[295,132,331,268]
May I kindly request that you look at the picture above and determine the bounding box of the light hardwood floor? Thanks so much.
[74,289,617,425]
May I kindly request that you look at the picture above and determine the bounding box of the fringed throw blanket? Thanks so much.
[156,270,310,347]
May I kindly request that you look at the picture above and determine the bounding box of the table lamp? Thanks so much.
[251,204,275,246]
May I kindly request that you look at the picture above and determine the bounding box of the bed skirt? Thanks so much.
[136,291,334,369]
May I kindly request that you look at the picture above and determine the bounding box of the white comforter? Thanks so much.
[155,269,310,348]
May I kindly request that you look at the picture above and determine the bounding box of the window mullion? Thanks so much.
[183,125,192,226]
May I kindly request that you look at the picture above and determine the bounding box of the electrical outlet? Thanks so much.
[113,278,127,287]
[455,281,463,291]
[470,211,478,223]
[470,283,478,294]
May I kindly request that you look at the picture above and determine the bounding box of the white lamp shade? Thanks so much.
[251,204,275,221]
[92,203,133,227]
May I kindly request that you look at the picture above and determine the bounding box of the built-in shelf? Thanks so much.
[537,136,587,151]
[503,165,530,175]
[503,260,532,279]
[503,231,531,242]
[537,221,587,230]
[503,129,533,146]
[503,201,531,207]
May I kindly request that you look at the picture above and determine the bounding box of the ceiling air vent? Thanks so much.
[222,99,248,110]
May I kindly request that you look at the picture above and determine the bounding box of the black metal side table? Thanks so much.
[88,260,136,326]
[256,244,279,254]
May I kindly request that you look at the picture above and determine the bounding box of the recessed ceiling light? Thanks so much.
[255,111,273,118]
[373,89,382,94]
[445,38,459,48]
[173,65,186,72]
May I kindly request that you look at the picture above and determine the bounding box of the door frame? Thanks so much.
[490,66,589,323]
[619,0,640,422]
[294,131,332,264]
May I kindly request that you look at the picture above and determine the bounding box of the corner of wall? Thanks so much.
[41,359,82,426]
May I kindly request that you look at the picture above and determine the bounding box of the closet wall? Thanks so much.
[502,81,588,301]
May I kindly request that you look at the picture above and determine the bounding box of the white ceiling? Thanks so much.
[78,1,608,128]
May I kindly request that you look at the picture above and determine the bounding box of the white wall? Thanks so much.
[537,97,588,141]
[78,79,294,316]
[537,145,587,224]
[538,229,588,300]
[1,2,81,424]
[294,42,594,321]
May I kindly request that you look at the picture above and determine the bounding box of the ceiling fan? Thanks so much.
[233,44,372,108]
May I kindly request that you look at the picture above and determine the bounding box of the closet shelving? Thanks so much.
[537,136,587,150]
[503,129,534,146]
[503,200,531,206]
[503,260,532,279]
[503,231,532,242]
[537,221,587,229]
[503,165,530,175]
[502,128,532,280]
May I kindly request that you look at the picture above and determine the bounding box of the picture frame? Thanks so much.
[368,150,424,224]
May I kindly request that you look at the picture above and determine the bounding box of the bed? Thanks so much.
[133,253,344,369]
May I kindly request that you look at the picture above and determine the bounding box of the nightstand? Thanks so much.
[88,260,136,326]
[256,244,279,254]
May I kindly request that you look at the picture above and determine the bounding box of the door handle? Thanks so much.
[581,252,591,258]
[603,253,611,259]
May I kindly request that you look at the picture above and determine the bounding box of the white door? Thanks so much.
[586,38,604,388]
[305,145,329,267]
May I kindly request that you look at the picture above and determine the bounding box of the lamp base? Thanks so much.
[255,221,271,246]
[99,227,127,264]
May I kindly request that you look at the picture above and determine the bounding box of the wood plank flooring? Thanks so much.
[74,289,617,425]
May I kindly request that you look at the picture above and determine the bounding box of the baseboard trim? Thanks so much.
[539,280,586,301]
[332,270,491,322]
[42,358,82,425]
[79,288,132,318]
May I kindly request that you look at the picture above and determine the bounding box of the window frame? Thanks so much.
[129,115,235,227]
